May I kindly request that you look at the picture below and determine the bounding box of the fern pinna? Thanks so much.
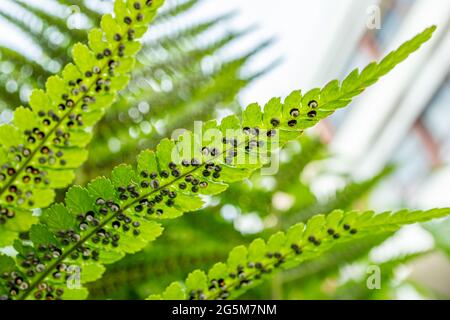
[149,208,450,300]
[0,23,443,300]
[0,0,165,246]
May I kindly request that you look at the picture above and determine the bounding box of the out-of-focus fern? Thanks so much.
[87,137,390,300]
[87,212,247,299]
[332,249,434,299]
[0,0,252,108]
[0,47,46,109]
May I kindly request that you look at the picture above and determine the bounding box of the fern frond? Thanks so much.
[14,0,87,44]
[0,46,48,78]
[87,212,244,299]
[0,26,434,300]
[149,208,450,300]
[90,246,226,299]
[240,235,388,299]
[139,28,248,73]
[1,0,267,178]
[0,0,165,246]
[0,47,44,110]
[0,7,63,61]
[0,1,254,115]
[0,47,47,108]
[0,1,72,106]
[321,26,436,109]
[138,39,272,122]
[146,11,235,51]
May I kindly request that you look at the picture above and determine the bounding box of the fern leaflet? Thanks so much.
[0,0,165,246]
[149,208,450,300]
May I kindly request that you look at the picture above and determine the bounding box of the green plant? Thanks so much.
[149,208,449,300]
[0,0,448,301]
[0,0,166,245]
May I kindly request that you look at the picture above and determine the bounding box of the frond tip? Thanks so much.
[305,25,437,114]
[148,208,450,300]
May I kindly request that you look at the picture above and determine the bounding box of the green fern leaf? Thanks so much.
[0,0,165,246]
[150,207,450,300]
[86,210,246,299]
[0,47,46,108]
[0,26,435,300]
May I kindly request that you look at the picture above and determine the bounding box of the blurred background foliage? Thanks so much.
[0,0,449,299]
